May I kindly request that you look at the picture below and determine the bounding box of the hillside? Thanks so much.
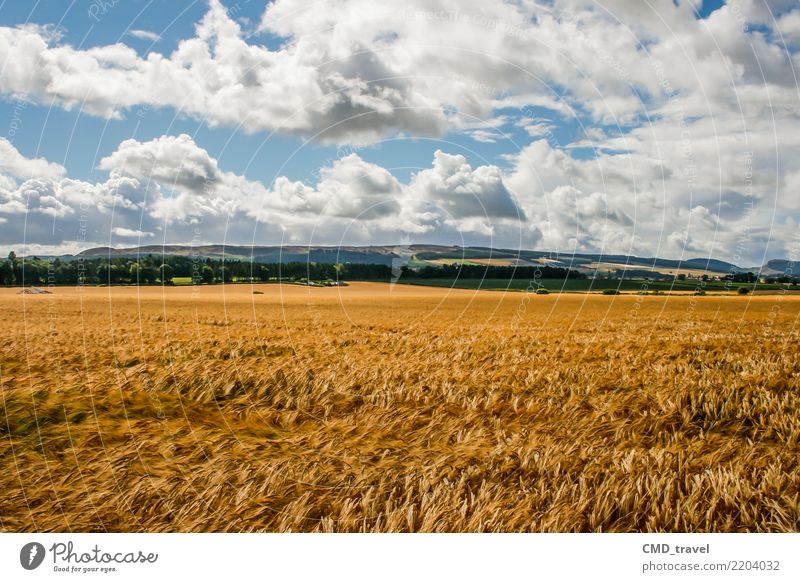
[65,244,777,277]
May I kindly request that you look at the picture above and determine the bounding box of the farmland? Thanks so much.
[400,277,798,293]
[1,284,798,532]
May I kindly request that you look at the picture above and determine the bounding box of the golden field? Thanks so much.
[0,283,798,532]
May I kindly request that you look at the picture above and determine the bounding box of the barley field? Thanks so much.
[1,284,798,532]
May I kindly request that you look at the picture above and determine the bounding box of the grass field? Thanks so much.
[400,277,798,293]
[171,276,194,285]
[1,284,798,532]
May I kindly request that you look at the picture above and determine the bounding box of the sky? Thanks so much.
[0,0,798,265]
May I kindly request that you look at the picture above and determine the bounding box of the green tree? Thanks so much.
[129,262,141,284]
[142,265,158,284]
[6,251,19,285]
[201,265,214,284]
[112,264,125,284]
[159,264,174,284]
[96,263,111,283]
[23,261,41,285]
[0,260,13,285]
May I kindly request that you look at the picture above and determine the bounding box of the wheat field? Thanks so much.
[1,283,798,532]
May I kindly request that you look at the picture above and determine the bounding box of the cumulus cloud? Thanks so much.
[411,151,525,220]
[503,118,800,263]
[0,138,66,180]
[99,134,221,193]
[313,155,403,219]
[3,0,778,142]
[0,135,526,251]
[0,0,795,140]
[2,121,797,263]
[0,1,447,143]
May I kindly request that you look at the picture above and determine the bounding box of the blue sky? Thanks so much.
[0,0,798,262]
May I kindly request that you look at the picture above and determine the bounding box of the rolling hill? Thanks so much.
[64,244,769,277]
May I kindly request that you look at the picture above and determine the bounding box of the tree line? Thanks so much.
[2,252,582,286]
[0,252,394,285]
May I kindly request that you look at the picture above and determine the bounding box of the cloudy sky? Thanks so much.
[0,0,798,264]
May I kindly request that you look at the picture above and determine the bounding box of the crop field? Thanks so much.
[400,277,798,293]
[585,261,717,278]
[1,284,798,532]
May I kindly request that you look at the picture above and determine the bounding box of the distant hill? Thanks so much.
[75,244,452,267]
[758,259,796,276]
[68,244,788,276]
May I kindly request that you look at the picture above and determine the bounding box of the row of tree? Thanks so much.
[0,252,394,285]
[1,252,584,286]
[722,272,759,283]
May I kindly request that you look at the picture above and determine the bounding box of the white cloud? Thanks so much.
[411,150,525,221]
[0,0,723,141]
[2,122,798,263]
[0,0,794,143]
[314,154,403,219]
[468,129,509,143]
[112,227,155,238]
[128,30,161,42]
[99,134,221,193]
[503,113,800,263]
[0,1,447,143]
[0,138,66,180]
[0,135,527,251]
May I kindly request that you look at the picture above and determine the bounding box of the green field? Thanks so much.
[397,278,798,293]
[171,276,194,285]
[125,275,800,294]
